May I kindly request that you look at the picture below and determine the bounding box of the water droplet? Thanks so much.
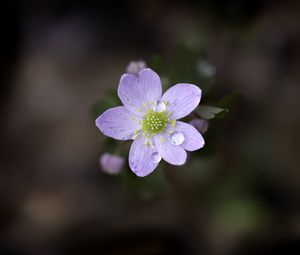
[151,152,161,163]
[170,132,185,145]
[156,101,166,112]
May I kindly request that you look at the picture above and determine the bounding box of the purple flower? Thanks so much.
[96,68,205,177]
[126,60,147,75]
[189,118,209,134]
[100,153,125,175]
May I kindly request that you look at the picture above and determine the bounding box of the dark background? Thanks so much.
[1,1,300,254]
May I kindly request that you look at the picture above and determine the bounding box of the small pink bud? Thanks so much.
[126,60,147,75]
[100,153,125,175]
[189,118,209,134]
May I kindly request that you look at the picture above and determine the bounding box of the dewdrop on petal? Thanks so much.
[170,132,185,145]
[156,101,166,112]
[151,152,162,163]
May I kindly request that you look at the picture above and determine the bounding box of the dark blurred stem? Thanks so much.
[163,165,184,192]
[115,141,131,156]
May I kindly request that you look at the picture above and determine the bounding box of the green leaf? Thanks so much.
[169,45,215,94]
[212,195,266,234]
[196,105,229,120]
[218,91,240,108]
[149,54,164,75]
[148,55,170,90]
[170,46,200,85]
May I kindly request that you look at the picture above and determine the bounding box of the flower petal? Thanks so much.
[118,68,162,115]
[154,134,187,165]
[95,106,141,140]
[129,136,159,177]
[162,83,201,119]
[174,121,205,151]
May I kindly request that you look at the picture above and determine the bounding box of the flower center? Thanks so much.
[142,109,168,135]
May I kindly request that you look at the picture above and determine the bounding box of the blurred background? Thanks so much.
[1,0,300,254]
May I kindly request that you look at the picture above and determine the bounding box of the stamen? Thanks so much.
[141,109,168,136]
[136,102,175,140]
[132,130,141,140]
[159,136,165,142]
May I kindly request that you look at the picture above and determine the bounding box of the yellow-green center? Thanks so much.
[142,109,168,135]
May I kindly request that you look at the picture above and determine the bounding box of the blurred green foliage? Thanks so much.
[119,163,172,200]
[91,90,121,121]
[196,105,229,120]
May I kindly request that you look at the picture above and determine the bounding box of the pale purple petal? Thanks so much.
[174,121,205,151]
[126,60,147,75]
[161,83,201,119]
[189,118,209,134]
[118,68,162,115]
[154,134,187,165]
[129,136,159,177]
[95,106,141,140]
[100,153,125,175]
